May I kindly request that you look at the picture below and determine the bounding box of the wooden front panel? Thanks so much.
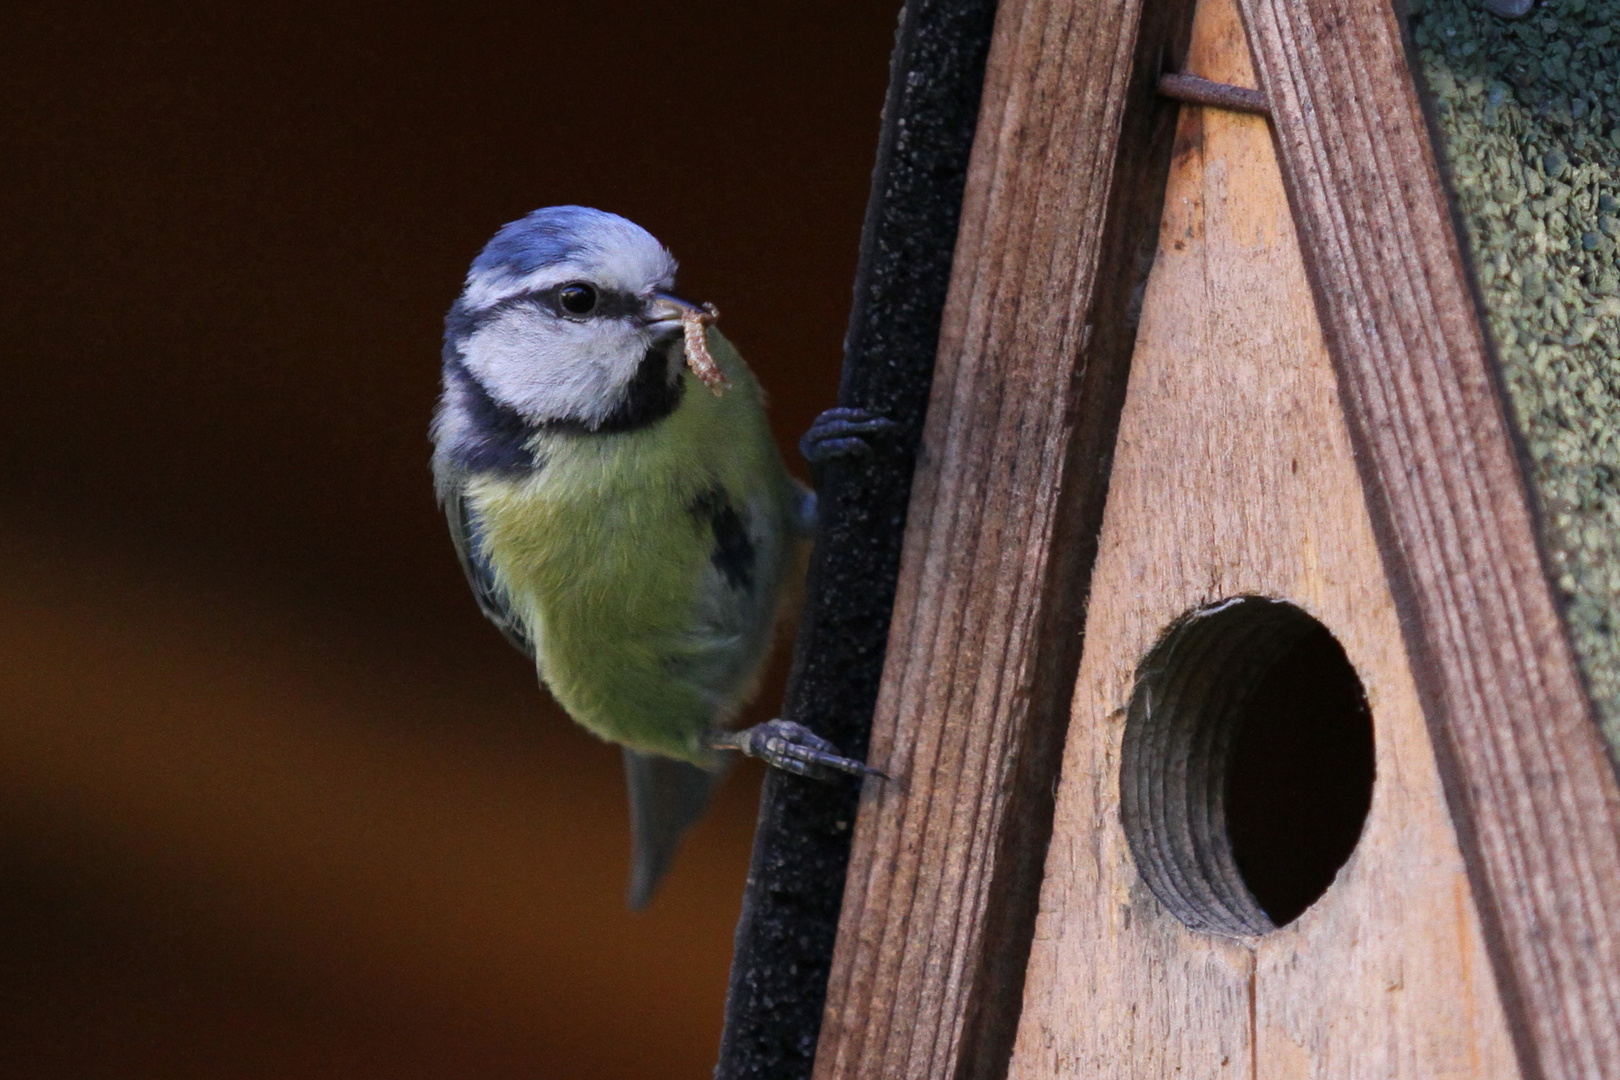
[811,0,1197,1074]
[1004,0,1521,1075]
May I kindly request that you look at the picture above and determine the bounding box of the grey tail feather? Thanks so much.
[623,749,728,909]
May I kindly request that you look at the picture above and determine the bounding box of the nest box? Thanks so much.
[744,0,1620,1077]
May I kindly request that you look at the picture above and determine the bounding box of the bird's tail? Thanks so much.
[622,748,729,909]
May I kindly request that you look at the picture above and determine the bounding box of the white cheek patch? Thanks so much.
[460,307,657,428]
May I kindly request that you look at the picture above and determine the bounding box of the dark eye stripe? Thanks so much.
[468,284,641,329]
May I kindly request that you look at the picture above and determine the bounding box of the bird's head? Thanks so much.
[442,206,706,435]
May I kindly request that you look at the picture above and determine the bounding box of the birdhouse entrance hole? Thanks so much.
[1120,597,1375,937]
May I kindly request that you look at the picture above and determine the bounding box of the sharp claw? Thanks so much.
[710,719,884,783]
[800,407,899,465]
[770,739,884,779]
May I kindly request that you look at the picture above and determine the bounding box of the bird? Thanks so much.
[431,206,890,907]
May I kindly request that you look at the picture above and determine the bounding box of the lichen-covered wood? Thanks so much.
[1411,0,1620,756]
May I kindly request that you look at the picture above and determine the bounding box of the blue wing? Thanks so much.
[445,488,536,660]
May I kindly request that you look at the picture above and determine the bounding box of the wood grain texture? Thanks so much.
[1236,1,1620,1076]
[810,0,1195,1076]
[1006,0,1522,1073]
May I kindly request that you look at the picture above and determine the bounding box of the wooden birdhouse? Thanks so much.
[718,0,1620,1077]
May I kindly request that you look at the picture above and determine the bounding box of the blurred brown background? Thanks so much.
[0,2,898,1076]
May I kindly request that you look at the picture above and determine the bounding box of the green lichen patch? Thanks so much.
[1410,0,1620,754]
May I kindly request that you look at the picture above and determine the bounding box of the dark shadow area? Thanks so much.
[1121,597,1375,937]
[1225,622,1376,927]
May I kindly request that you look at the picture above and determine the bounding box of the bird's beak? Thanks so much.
[645,292,729,395]
[644,292,703,337]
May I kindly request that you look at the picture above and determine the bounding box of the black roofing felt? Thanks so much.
[713,1,998,1077]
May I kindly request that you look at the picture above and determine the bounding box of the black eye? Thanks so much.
[558,283,598,316]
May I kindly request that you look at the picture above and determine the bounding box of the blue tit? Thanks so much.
[431,206,886,907]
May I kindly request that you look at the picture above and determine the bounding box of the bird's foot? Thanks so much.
[799,407,898,465]
[710,719,884,782]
